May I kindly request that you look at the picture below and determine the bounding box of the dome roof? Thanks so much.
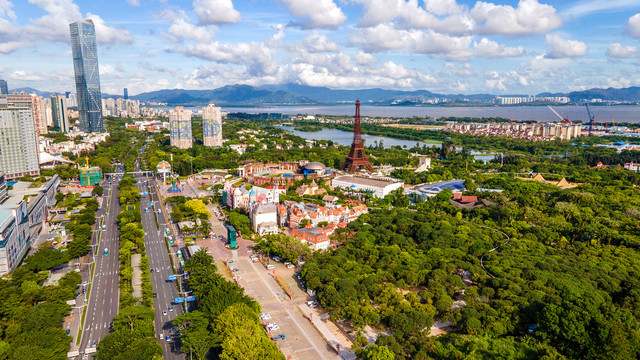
[304,162,326,171]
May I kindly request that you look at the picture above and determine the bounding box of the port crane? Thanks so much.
[547,105,569,122]
[585,103,597,136]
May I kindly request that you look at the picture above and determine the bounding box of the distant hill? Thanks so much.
[132,84,316,105]
[11,87,54,97]
[566,87,640,102]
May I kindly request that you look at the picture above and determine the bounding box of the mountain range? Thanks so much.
[10,84,640,105]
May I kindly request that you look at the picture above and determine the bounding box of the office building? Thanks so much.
[0,79,7,95]
[51,94,70,132]
[169,106,192,149]
[0,97,40,179]
[70,19,103,133]
[124,88,128,100]
[202,103,223,147]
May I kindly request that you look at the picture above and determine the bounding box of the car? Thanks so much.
[153,293,157,298]
[232,268,240,272]
[163,310,167,316]
[92,340,96,347]
[266,264,276,270]
[307,301,318,308]
[168,307,174,312]
[156,268,159,272]
[260,313,271,320]
[273,256,282,262]
[166,335,171,342]
[267,323,279,331]
[286,264,295,269]
[159,334,164,340]
[228,260,234,264]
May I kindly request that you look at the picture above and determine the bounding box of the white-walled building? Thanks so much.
[332,175,404,198]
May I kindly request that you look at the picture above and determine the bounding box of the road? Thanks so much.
[137,175,185,359]
[77,179,121,358]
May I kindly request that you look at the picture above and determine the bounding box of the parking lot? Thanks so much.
[227,258,340,360]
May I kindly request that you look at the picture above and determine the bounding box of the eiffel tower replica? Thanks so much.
[342,100,373,172]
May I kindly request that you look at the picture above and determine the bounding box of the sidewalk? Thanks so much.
[299,304,356,360]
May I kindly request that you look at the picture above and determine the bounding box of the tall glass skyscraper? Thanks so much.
[69,19,103,133]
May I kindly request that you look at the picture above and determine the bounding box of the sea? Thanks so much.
[203,105,640,123]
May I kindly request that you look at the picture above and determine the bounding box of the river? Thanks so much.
[279,126,499,162]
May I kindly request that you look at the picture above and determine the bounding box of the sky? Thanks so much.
[2,0,640,96]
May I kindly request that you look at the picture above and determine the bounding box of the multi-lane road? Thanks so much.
[77,179,121,357]
[137,176,185,359]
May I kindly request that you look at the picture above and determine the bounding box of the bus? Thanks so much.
[103,247,109,256]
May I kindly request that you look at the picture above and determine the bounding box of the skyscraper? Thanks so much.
[169,106,192,149]
[124,88,128,100]
[0,97,40,179]
[51,94,69,133]
[202,103,223,147]
[70,19,103,133]
[0,79,7,95]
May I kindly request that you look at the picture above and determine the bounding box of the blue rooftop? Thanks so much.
[417,179,465,194]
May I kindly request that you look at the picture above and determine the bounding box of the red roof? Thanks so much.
[460,196,477,203]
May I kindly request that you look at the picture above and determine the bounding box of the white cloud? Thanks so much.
[545,34,587,58]
[178,41,278,76]
[0,0,16,20]
[628,13,640,40]
[9,70,44,81]
[301,32,339,53]
[561,0,639,19]
[354,51,376,65]
[282,0,347,29]
[0,41,31,54]
[25,0,133,45]
[472,38,523,58]
[353,0,472,35]
[606,43,640,58]
[160,10,215,42]
[193,0,241,25]
[126,0,140,6]
[471,0,561,37]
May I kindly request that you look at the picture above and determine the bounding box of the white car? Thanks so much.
[286,264,295,269]
[260,313,271,320]
[159,334,164,340]
[266,264,276,270]
[307,301,318,308]
[163,310,167,316]
[267,323,279,331]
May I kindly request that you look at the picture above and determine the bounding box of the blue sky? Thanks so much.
[2,0,640,95]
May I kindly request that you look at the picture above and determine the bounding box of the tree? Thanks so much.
[299,219,311,228]
[23,248,68,272]
[357,345,395,360]
[92,185,104,196]
[173,311,220,360]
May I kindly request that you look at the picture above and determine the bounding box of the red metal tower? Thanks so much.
[342,100,373,172]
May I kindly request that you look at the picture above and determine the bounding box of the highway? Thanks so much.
[77,173,122,357]
[137,175,185,359]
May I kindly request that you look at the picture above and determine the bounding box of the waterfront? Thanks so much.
[223,105,640,123]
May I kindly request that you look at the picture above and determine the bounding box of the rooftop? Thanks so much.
[418,179,465,194]
[334,175,401,188]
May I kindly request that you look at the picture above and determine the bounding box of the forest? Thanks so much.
[303,164,640,359]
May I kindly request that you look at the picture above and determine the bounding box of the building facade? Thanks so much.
[169,106,192,149]
[70,19,103,133]
[0,79,7,95]
[331,175,404,198]
[51,94,70,133]
[0,97,40,179]
[202,103,223,147]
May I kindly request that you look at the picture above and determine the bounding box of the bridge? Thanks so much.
[105,171,155,177]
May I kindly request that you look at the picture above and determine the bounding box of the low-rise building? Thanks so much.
[251,203,279,236]
[332,175,404,198]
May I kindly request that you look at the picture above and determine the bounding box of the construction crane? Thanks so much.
[585,103,596,136]
[547,105,568,122]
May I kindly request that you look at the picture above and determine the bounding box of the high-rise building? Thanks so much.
[169,106,192,149]
[0,97,40,179]
[124,88,128,100]
[51,94,69,133]
[0,79,7,95]
[202,103,223,147]
[67,93,77,107]
[70,19,103,133]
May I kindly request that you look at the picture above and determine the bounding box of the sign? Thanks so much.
[168,275,176,281]
[174,297,184,303]
[186,296,195,302]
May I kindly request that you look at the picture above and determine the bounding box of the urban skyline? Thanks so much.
[1,1,640,96]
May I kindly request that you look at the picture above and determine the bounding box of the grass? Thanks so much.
[275,276,294,298]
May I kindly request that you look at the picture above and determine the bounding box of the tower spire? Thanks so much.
[341,100,373,172]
